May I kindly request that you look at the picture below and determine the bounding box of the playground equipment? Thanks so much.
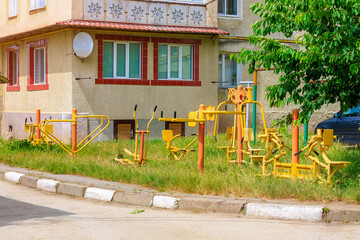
[159,94,245,173]
[293,129,351,184]
[24,109,110,157]
[213,86,268,164]
[24,116,53,146]
[162,129,198,161]
[114,105,157,166]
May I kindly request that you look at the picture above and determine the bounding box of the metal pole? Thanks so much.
[138,131,145,165]
[72,108,77,156]
[198,104,205,174]
[292,109,299,163]
[252,71,257,144]
[246,83,250,128]
[237,88,243,164]
[36,109,41,140]
[303,122,308,147]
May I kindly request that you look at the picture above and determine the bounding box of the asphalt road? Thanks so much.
[0,181,359,240]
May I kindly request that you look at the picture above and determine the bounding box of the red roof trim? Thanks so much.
[0,19,229,44]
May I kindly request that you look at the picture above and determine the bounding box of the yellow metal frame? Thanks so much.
[24,118,54,146]
[24,113,109,157]
[257,128,350,184]
[213,87,269,163]
[114,106,157,166]
[162,130,199,161]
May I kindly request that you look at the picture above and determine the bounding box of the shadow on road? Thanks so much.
[0,196,73,227]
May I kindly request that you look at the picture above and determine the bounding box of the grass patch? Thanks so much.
[0,133,359,203]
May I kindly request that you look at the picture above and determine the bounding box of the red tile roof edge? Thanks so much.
[0,19,229,44]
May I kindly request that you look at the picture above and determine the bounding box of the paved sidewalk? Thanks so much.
[0,163,359,223]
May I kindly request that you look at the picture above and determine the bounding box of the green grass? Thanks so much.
[0,132,359,203]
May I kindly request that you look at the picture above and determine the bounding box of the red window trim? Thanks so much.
[27,39,49,91]
[95,34,150,85]
[7,45,20,92]
[152,37,201,87]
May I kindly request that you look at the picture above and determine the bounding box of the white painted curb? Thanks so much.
[246,203,324,221]
[5,172,25,183]
[37,179,59,193]
[84,187,115,202]
[152,196,179,209]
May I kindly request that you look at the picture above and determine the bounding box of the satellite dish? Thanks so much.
[73,32,94,59]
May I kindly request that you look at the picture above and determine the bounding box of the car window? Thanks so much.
[342,105,360,117]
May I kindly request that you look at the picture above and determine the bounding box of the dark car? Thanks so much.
[314,105,360,145]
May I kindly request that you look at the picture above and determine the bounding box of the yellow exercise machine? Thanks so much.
[293,129,351,184]
[213,86,269,164]
[24,109,109,157]
[114,105,157,166]
[162,126,198,161]
[24,117,53,146]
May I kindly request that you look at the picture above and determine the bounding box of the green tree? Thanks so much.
[234,0,360,124]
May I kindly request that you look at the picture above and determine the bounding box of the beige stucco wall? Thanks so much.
[1,31,73,139]
[72,30,219,121]
[2,31,73,113]
[1,29,219,140]
[0,0,73,37]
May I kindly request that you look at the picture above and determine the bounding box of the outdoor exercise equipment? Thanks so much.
[254,110,350,184]
[24,115,53,146]
[294,129,351,184]
[114,105,157,166]
[24,109,109,157]
[213,86,268,164]
[162,129,198,161]
[159,99,244,173]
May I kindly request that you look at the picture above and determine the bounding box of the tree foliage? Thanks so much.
[234,0,360,124]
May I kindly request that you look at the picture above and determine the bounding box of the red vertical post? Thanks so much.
[36,109,41,140]
[292,109,299,163]
[236,104,243,165]
[72,108,77,156]
[198,104,205,174]
[138,131,145,165]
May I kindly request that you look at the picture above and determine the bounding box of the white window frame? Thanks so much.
[218,0,243,19]
[159,44,193,81]
[11,51,19,86]
[34,47,46,85]
[218,53,243,89]
[104,41,141,79]
[30,0,46,11]
[8,0,18,17]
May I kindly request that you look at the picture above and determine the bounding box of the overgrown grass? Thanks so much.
[0,133,359,202]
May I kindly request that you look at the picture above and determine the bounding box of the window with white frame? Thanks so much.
[218,54,242,88]
[34,47,46,85]
[9,0,18,17]
[218,0,242,17]
[103,42,141,79]
[30,0,46,10]
[158,44,193,80]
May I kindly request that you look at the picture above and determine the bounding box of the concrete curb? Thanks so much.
[84,187,115,202]
[5,172,25,183]
[152,196,179,209]
[246,203,324,222]
[37,179,59,193]
[2,170,359,223]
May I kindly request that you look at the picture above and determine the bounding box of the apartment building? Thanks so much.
[0,0,227,142]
